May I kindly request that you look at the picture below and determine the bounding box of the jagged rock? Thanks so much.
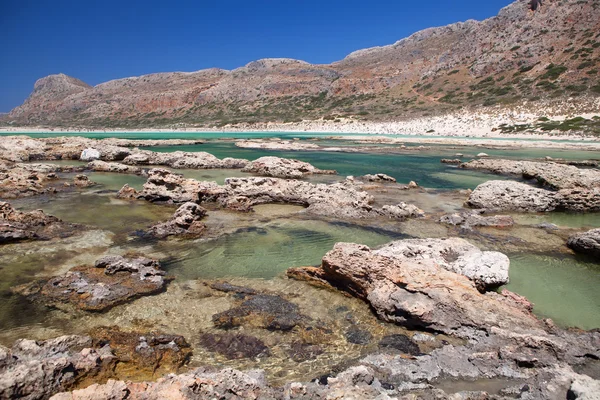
[567,228,600,258]
[466,180,559,212]
[0,335,116,400]
[89,327,191,376]
[199,332,270,360]
[461,159,600,190]
[73,174,95,187]
[122,150,248,169]
[288,242,538,338]
[80,148,100,161]
[0,163,62,198]
[441,158,463,164]
[116,184,139,199]
[86,160,143,175]
[140,202,207,239]
[374,237,510,289]
[467,181,600,212]
[212,294,307,331]
[139,169,423,220]
[241,156,336,178]
[0,201,77,244]
[235,139,321,151]
[568,375,600,400]
[440,210,514,230]
[13,255,170,312]
[359,173,397,183]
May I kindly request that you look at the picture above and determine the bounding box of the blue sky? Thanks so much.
[0,0,512,112]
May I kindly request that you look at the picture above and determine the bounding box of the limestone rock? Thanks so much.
[123,150,248,169]
[0,335,115,400]
[0,201,77,244]
[567,228,600,258]
[359,173,397,183]
[440,210,514,230]
[374,237,510,289]
[86,160,143,175]
[466,180,559,212]
[288,242,540,338]
[241,156,336,178]
[13,255,169,312]
[80,148,100,161]
[141,202,207,239]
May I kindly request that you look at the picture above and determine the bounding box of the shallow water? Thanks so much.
[1,134,599,380]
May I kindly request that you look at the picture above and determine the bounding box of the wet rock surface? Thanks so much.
[199,332,270,360]
[139,202,207,239]
[241,156,336,178]
[13,255,170,312]
[440,210,514,230]
[567,228,600,258]
[0,201,78,244]
[378,334,422,356]
[89,326,191,378]
[374,237,510,290]
[212,294,307,331]
[139,169,424,220]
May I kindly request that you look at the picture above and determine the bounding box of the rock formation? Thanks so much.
[0,201,78,244]
[13,255,170,311]
[241,156,336,179]
[440,210,514,230]
[567,228,600,258]
[140,202,207,238]
[138,169,424,220]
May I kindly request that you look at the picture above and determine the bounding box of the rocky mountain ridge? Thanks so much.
[3,0,600,128]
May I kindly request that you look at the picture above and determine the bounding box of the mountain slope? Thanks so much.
[4,0,600,128]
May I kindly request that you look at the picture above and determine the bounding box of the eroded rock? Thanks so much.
[86,160,143,175]
[440,210,514,230]
[140,202,207,239]
[567,228,600,258]
[13,255,170,311]
[241,156,336,178]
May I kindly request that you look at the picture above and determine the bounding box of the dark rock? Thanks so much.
[567,228,600,258]
[199,332,269,359]
[345,326,373,345]
[378,334,422,356]
[287,341,324,362]
[14,255,169,312]
[0,201,77,244]
[212,294,306,331]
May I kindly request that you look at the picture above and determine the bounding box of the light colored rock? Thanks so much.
[86,160,142,175]
[440,210,514,229]
[80,148,100,161]
[476,153,489,158]
[241,156,335,178]
[569,375,600,400]
[374,237,510,289]
[466,181,558,212]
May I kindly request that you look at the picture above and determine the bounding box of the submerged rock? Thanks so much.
[241,156,336,178]
[374,237,510,290]
[199,332,270,360]
[212,294,307,331]
[567,228,600,258]
[378,334,421,356]
[141,202,207,239]
[90,327,191,376]
[14,255,170,312]
[0,201,78,244]
[0,335,115,400]
[440,210,514,230]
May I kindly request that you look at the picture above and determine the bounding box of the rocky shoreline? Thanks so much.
[1,134,599,399]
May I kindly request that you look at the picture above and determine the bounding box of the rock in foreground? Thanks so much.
[13,255,170,312]
[288,242,539,338]
[374,237,510,290]
[0,201,78,244]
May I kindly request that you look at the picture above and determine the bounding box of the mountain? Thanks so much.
[4,0,600,128]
